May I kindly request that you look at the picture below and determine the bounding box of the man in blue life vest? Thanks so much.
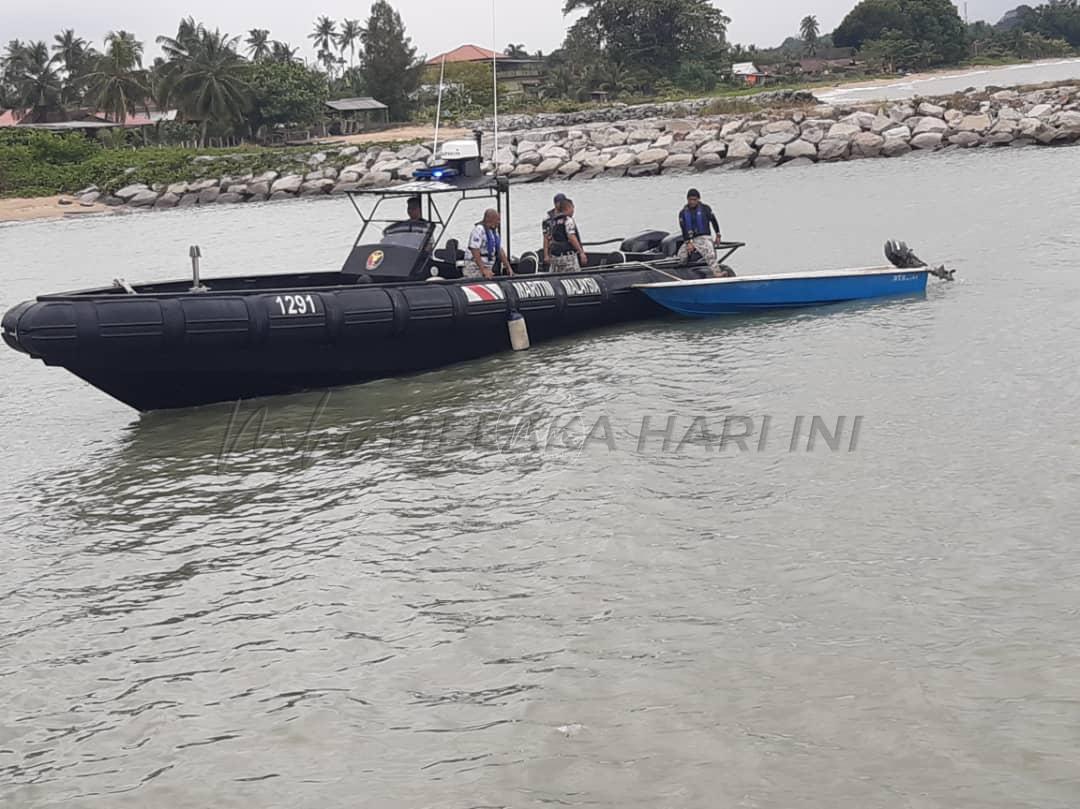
[546,198,588,273]
[465,209,513,279]
[677,188,726,277]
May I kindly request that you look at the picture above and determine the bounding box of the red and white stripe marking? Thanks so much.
[462,284,505,304]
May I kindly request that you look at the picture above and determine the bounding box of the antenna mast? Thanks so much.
[433,54,447,156]
[492,0,499,167]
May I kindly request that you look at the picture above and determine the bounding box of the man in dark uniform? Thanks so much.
[676,188,726,277]
[542,192,567,267]
[547,198,588,273]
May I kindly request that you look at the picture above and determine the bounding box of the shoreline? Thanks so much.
[0,195,109,223]
[2,80,1078,225]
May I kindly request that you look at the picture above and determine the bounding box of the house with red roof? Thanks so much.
[425,44,544,98]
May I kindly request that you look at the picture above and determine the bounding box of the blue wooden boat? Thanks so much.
[634,242,953,317]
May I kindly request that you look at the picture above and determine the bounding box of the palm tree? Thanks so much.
[158,29,250,146]
[800,15,821,56]
[157,17,202,63]
[309,16,337,75]
[245,29,271,62]
[505,43,529,58]
[85,33,149,123]
[336,19,363,69]
[52,29,91,105]
[270,41,299,65]
[9,41,64,120]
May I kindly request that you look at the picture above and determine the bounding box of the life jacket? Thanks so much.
[549,214,579,255]
[480,226,500,261]
[681,205,710,238]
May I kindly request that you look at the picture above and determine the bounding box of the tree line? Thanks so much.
[0,1,422,145]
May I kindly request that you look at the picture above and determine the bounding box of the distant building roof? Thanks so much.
[732,62,765,76]
[426,45,507,65]
[325,97,389,112]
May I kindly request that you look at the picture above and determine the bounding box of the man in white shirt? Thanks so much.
[465,209,513,279]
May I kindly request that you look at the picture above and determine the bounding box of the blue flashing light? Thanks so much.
[412,166,459,180]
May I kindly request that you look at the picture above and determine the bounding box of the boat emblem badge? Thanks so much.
[366,250,385,270]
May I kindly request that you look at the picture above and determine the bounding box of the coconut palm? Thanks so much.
[85,32,149,123]
[336,19,363,69]
[270,41,300,65]
[156,17,202,63]
[310,16,337,75]
[158,29,250,146]
[8,41,64,120]
[800,15,821,55]
[52,29,92,105]
[505,43,529,58]
[246,29,271,62]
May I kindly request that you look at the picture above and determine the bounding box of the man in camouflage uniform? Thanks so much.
[546,198,588,273]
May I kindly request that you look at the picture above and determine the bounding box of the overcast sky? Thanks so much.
[6,0,1019,61]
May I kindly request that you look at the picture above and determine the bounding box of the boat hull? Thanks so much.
[636,268,929,317]
[3,265,694,412]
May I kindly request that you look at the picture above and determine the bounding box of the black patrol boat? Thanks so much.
[2,136,734,412]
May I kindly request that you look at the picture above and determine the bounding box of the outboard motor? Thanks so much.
[885,240,955,281]
[620,230,669,254]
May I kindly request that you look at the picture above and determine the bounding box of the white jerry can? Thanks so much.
[507,311,530,351]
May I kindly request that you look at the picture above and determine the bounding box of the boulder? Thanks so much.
[307,152,327,165]
[720,120,743,137]
[271,175,303,194]
[911,132,943,150]
[1028,103,1054,119]
[217,192,245,204]
[817,138,850,161]
[253,170,279,184]
[958,114,992,133]
[226,184,248,196]
[398,144,432,162]
[627,127,661,143]
[693,153,725,171]
[882,138,911,158]
[114,183,149,201]
[557,160,582,176]
[198,187,221,204]
[725,138,757,163]
[78,191,101,205]
[339,146,360,157]
[882,125,912,141]
[667,141,697,154]
[949,131,982,148]
[763,120,800,136]
[1018,117,1045,138]
[870,114,894,135]
[576,168,603,181]
[799,125,826,145]
[756,130,799,146]
[756,143,785,165]
[128,190,159,207]
[781,157,816,168]
[592,129,628,147]
[998,106,1023,122]
[177,193,199,208]
[652,133,675,148]
[662,153,695,170]
[1053,110,1080,134]
[359,171,392,187]
[102,196,125,207]
[851,131,885,158]
[535,157,564,174]
[992,89,1019,102]
[511,164,535,176]
[1036,127,1062,144]
[605,152,637,170]
[636,148,670,165]
[696,140,727,156]
[826,122,861,140]
[269,190,294,201]
[516,151,542,166]
[784,139,818,160]
[686,128,718,144]
[626,163,661,177]
[166,182,189,195]
[189,178,219,192]
[944,109,964,126]
[153,192,179,209]
[538,144,570,160]
[917,102,946,117]
[841,111,876,130]
[889,104,916,123]
[74,184,99,196]
[912,117,948,136]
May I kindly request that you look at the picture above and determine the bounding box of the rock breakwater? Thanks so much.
[79,85,1079,214]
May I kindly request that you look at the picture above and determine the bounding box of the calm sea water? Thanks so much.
[1,145,1079,809]
[818,57,1080,102]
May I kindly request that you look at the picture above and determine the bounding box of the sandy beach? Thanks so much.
[0,195,109,223]
[319,124,469,146]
